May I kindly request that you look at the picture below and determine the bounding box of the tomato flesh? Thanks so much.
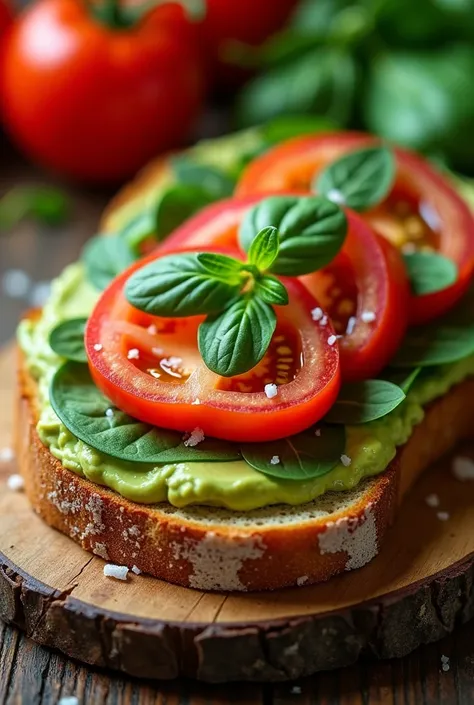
[86,246,341,443]
[162,200,409,382]
[236,133,474,324]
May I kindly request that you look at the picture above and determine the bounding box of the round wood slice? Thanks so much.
[1,346,474,683]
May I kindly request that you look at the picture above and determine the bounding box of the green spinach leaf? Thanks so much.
[50,363,241,464]
[325,380,406,425]
[241,424,345,480]
[49,319,88,363]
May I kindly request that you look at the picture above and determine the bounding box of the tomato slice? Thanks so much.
[161,199,409,381]
[85,246,341,443]
[236,132,474,324]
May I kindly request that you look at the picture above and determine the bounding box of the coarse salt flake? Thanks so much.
[291,685,302,694]
[326,189,345,205]
[340,454,352,467]
[131,565,142,575]
[0,447,14,462]
[437,511,450,522]
[127,348,140,360]
[346,316,357,335]
[296,576,308,587]
[105,408,114,418]
[192,398,201,405]
[441,654,450,672]
[327,335,337,346]
[452,456,474,481]
[315,428,321,437]
[265,383,278,399]
[311,307,323,321]
[425,493,440,508]
[147,324,158,335]
[270,455,280,465]
[58,697,79,705]
[103,564,129,581]
[361,310,376,323]
[7,474,24,491]
[93,343,103,352]
[184,427,205,447]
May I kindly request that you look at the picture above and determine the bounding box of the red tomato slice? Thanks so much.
[85,246,341,443]
[236,132,474,325]
[161,199,409,381]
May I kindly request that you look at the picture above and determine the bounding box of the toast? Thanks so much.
[16,340,474,591]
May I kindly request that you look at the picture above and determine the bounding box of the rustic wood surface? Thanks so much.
[2,147,474,702]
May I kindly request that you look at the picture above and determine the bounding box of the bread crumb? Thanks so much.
[425,493,440,508]
[127,348,140,360]
[131,565,142,575]
[7,474,24,492]
[340,454,351,467]
[441,654,450,672]
[103,564,129,581]
[437,511,450,521]
[264,383,278,399]
[270,455,280,465]
[0,447,14,462]
[184,427,205,447]
[452,456,474,481]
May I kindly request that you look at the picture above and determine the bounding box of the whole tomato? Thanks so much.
[1,0,204,183]
[201,0,298,88]
[0,0,12,37]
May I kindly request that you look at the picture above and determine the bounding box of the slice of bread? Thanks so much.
[16,343,474,591]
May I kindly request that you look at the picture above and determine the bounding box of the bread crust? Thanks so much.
[15,344,474,591]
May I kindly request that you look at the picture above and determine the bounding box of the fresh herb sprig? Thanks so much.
[125,195,347,377]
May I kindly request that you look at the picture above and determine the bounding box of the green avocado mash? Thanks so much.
[18,262,474,511]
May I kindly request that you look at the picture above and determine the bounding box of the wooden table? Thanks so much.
[2,146,474,705]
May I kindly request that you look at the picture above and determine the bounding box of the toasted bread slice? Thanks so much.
[16,342,474,591]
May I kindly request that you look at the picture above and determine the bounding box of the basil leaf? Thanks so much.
[391,290,474,367]
[241,424,345,480]
[254,275,289,306]
[82,235,136,291]
[125,253,243,317]
[325,380,406,425]
[197,253,243,281]
[50,363,241,464]
[198,295,276,377]
[260,115,336,146]
[120,210,157,252]
[155,184,214,239]
[248,226,280,271]
[171,157,235,199]
[236,48,356,129]
[382,367,421,394]
[314,146,396,212]
[239,195,347,276]
[49,319,88,363]
[403,251,458,296]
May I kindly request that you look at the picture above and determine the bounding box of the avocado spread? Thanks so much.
[17,262,474,511]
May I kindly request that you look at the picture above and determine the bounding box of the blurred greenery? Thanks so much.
[236,0,474,173]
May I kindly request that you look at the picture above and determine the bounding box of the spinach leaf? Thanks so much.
[241,424,345,480]
[315,146,396,212]
[49,319,87,363]
[82,235,136,291]
[125,253,243,317]
[50,363,241,464]
[325,380,406,425]
[198,294,276,377]
[171,157,235,199]
[403,251,458,296]
[239,195,347,276]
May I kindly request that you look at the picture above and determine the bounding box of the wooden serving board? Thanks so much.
[1,346,474,683]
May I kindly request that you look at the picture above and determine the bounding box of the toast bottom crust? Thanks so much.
[15,356,474,591]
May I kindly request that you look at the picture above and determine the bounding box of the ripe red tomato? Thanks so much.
[0,0,11,37]
[160,196,409,381]
[200,0,298,87]
[236,132,474,325]
[86,246,341,443]
[1,0,204,183]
